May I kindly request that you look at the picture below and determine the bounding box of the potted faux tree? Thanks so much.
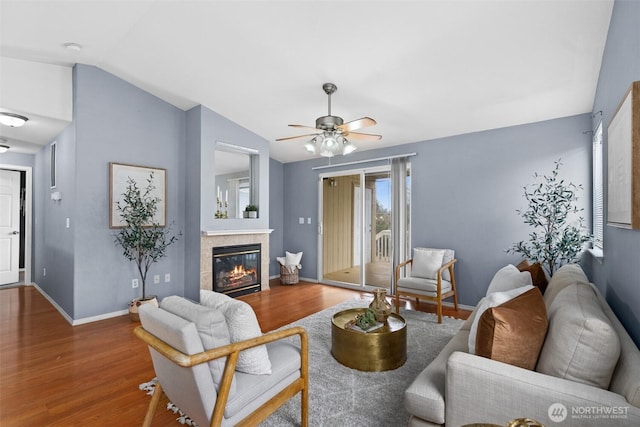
[244,204,258,218]
[114,173,180,321]
[508,160,591,276]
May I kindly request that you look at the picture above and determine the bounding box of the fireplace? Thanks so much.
[212,244,261,297]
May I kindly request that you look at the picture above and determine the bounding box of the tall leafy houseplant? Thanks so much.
[114,173,179,303]
[508,160,591,276]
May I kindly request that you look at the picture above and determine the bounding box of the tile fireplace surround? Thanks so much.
[200,229,272,293]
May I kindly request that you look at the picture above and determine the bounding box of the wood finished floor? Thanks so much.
[0,280,469,426]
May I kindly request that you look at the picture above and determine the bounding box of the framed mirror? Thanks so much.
[214,142,259,219]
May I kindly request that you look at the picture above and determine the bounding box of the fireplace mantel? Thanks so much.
[202,229,274,236]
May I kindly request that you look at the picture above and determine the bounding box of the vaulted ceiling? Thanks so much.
[0,1,614,162]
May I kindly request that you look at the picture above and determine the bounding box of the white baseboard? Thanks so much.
[32,282,128,326]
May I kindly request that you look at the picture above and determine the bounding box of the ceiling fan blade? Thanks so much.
[288,124,320,132]
[338,117,377,132]
[275,133,320,142]
[345,131,382,141]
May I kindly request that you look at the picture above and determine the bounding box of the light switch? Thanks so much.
[66,218,70,228]
[307,217,312,224]
[299,217,304,224]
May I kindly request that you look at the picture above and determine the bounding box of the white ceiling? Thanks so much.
[0,0,614,163]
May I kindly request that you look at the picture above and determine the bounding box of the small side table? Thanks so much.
[331,308,406,371]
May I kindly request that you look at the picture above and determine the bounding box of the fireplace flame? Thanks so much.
[229,264,257,281]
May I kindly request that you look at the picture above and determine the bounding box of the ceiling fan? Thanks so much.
[276,83,382,157]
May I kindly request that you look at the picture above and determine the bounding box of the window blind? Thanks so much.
[593,121,604,249]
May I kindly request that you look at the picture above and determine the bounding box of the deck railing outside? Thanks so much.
[375,230,391,262]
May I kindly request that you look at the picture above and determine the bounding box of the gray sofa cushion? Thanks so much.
[543,263,589,306]
[404,329,469,424]
[536,283,621,389]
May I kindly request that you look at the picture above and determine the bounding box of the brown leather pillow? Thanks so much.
[517,260,548,294]
[475,287,548,370]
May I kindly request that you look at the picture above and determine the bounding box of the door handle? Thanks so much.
[11,231,19,235]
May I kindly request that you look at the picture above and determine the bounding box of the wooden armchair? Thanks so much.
[394,248,458,323]
[136,303,308,427]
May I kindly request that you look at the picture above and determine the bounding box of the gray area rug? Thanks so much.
[140,299,464,426]
[260,299,464,427]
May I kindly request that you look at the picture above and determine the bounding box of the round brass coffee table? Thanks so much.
[331,308,407,371]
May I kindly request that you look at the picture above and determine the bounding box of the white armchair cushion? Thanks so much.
[468,285,534,354]
[200,289,233,309]
[160,296,235,396]
[200,291,272,375]
[412,248,446,279]
[485,264,532,295]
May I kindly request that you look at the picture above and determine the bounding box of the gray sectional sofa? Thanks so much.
[404,264,640,426]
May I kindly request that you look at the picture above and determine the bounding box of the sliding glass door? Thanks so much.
[319,165,410,291]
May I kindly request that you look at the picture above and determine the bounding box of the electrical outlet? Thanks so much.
[307,217,312,224]
[299,217,304,224]
[165,273,171,283]
[43,267,46,277]
[153,275,160,284]
[132,279,139,288]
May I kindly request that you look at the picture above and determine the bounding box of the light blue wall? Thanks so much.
[282,114,592,306]
[184,106,202,301]
[590,0,640,346]
[269,158,284,276]
[34,64,187,320]
[34,123,76,315]
[0,152,34,168]
[199,106,270,232]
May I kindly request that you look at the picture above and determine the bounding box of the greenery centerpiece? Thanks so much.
[114,172,180,320]
[508,160,591,276]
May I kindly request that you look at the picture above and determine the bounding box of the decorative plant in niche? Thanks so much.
[244,204,258,218]
[507,160,591,276]
[114,173,180,304]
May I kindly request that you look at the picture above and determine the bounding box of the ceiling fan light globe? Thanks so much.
[343,142,357,155]
[304,141,316,154]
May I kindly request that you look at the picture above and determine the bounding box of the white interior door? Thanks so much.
[0,169,20,285]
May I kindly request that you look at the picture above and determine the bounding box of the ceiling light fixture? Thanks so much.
[64,42,83,52]
[312,132,357,158]
[0,112,29,127]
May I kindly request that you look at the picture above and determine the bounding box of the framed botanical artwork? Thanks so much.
[109,162,166,228]
[607,81,640,229]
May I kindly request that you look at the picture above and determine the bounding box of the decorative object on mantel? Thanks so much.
[244,204,258,218]
[369,288,392,322]
[113,171,181,321]
[607,80,640,229]
[214,186,228,218]
[276,83,382,157]
[507,159,591,276]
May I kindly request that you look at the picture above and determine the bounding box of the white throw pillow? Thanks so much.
[285,251,303,267]
[468,285,534,354]
[486,264,533,295]
[200,289,233,309]
[412,248,446,280]
[276,256,287,266]
[222,299,272,375]
[201,297,272,375]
